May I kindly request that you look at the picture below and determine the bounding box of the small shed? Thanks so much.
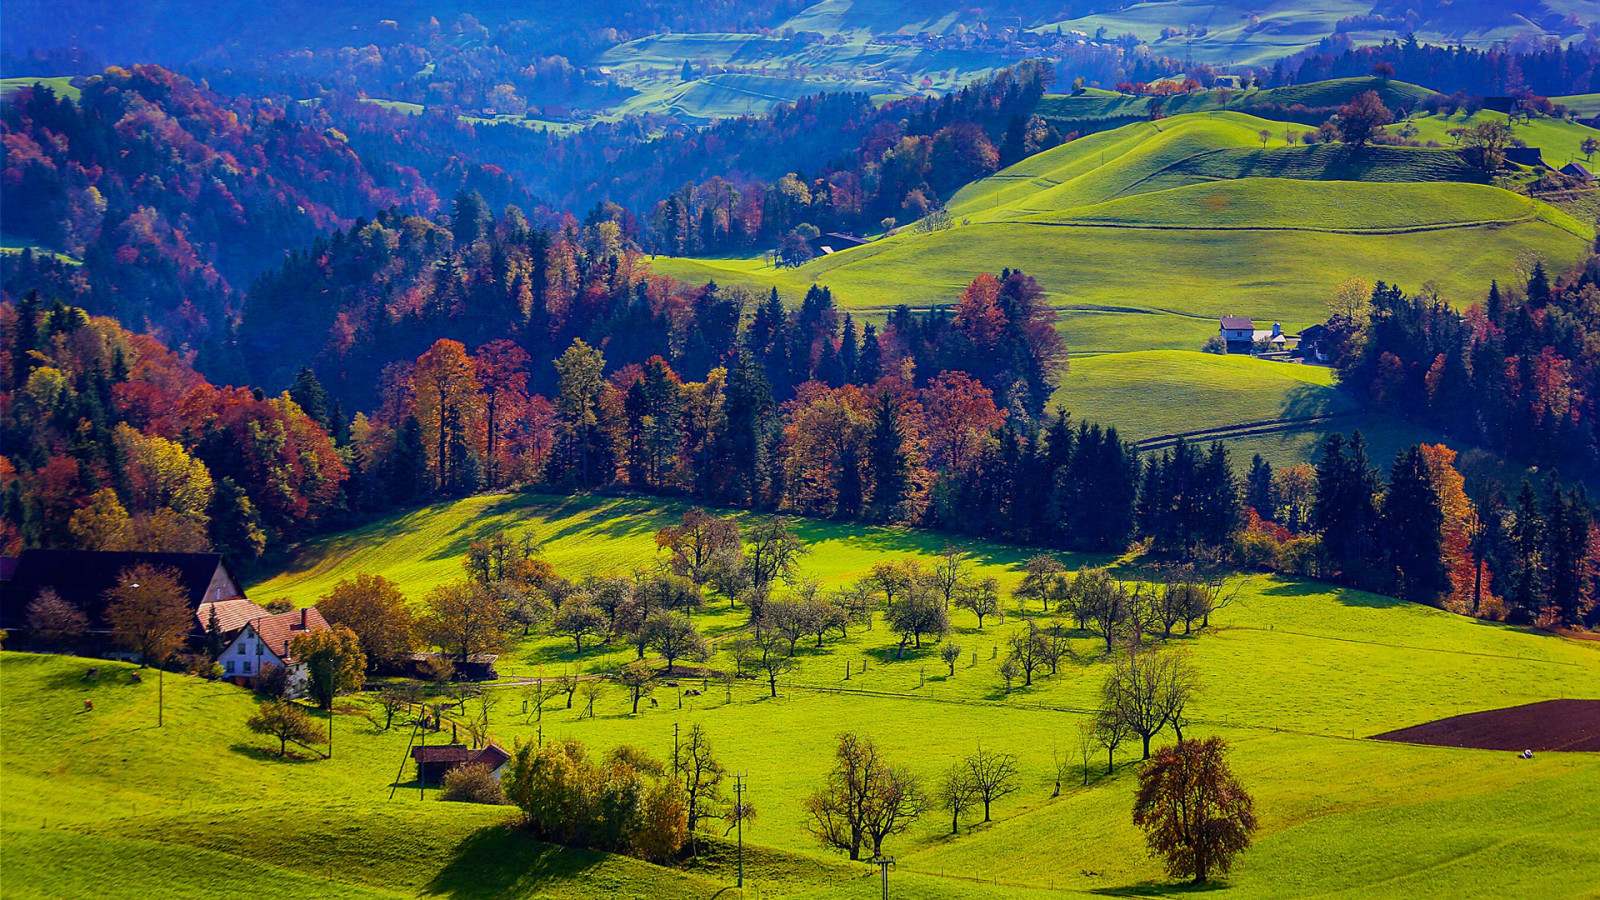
[413,742,512,784]
[1561,161,1595,181]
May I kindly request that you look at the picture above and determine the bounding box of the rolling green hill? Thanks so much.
[8,493,1599,898]
[1034,77,1437,133]
[1036,1,1590,66]
[652,111,1590,359]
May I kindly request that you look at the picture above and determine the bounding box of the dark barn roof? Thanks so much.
[1,549,231,630]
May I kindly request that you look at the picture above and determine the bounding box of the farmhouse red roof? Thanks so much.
[197,597,268,634]
[246,607,328,662]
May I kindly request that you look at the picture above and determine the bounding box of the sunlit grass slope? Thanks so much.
[651,109,1591,360]
[7,478,1600,899]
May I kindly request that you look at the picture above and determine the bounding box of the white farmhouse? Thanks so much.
[218,607,329,697]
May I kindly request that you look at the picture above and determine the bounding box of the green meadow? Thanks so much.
[7,493,1599,898]
[652,110,1591,359]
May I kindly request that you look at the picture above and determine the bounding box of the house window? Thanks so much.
[256,643,263,656]
[237,643,246,655]
[243,661,252,674]
[225,660,234,674]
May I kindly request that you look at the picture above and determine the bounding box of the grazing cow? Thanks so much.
[83,700,94,712]
[649,698,659,708]
[683,689,701,697]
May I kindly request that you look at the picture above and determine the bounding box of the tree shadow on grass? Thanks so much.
[228,742,322,763]
[426,824,604,900]
[1091,879,1232,897]
[1259,578,1409,609]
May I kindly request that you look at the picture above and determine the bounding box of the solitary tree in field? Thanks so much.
[1258,128,1271,148]
[939,641,963,675]
[1133,738,1258,884]
[937,763,979,834]
[805,732,926,860]
[247,699,322,757]
[104,564,190,667]
[1583,137,1599,161]
[963,747,1020,821]
[619,660,655,713]
[1336,90,1393,147]
[956,578,1001,627]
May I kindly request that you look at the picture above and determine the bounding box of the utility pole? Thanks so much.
[872,856,894,900]
[734,774,747,890]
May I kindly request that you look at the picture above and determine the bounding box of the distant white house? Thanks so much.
[1219,316,1255,343]
[218,607,329,697]
[1219,317,1289,353]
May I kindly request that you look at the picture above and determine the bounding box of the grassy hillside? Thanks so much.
[0,75,79,101]
[651,109,1590,377]
[1037,1,1587,66]
[10,492,1600,898]
[1035,77,1437,131]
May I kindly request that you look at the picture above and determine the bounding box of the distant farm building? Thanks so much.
[413,742,513,783]
[811,232,871,255]
[1503,146,1550,168]
[1561,161,1595,181]
[1219,317,1292,355]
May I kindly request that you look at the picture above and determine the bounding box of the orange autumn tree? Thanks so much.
[409,339,484,493]
[920,371,1005,472]
[781,382,874,517]
[1417,444,1498,617]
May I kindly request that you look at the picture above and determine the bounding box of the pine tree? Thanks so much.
[1508,481,1546,623]
[1246,454,1274,520]
[1380,447,1448,604]
[867,392,911,518]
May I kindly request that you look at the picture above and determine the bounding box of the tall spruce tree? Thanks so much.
[1380,446,1448,604]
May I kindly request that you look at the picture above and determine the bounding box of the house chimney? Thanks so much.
[300,608,308,629]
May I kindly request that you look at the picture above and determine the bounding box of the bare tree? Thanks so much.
[577,680,606,719]
[618,660,655,713]
[1104,650,1197,759]
[1094,704,1131,774]
[377,680,423,730]
[752,624,798,698]
[931,544,970,611]
[963,747,1020,821]
[805,732,926,860]
[1006,625,1047,686]
[937,763,979,833]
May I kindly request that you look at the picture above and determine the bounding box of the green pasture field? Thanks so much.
[6,493,1599,898]
[649,110,1590,371]
[1034,77,1436,128]
[1,76,79,101]
[1400,109,1600,170]
[1036,0,1585,66]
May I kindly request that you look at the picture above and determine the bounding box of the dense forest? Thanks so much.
[1282,34,1600,97]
